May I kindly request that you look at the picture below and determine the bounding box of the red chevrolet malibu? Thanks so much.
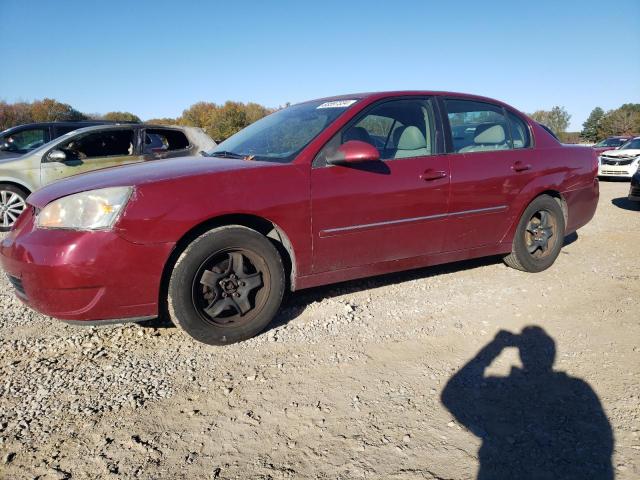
[1,92,598,345]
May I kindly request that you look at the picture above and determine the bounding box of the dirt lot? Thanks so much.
[0,180,638,480]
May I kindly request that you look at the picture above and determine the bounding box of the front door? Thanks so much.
[310,97,450,273]
[41,128,143,186]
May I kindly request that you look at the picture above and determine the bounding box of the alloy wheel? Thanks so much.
[524,209,558,258]
[0,190,26,229]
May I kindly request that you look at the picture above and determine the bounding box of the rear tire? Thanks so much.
[168,226,285,345]
[504,195,565,273]
[0,184,28,232]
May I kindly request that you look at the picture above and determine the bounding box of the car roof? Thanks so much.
[45,123,185,135]
[300,90,519,109]
[0,120,137,136]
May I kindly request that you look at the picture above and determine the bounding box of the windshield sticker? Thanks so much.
[316,100,358,109]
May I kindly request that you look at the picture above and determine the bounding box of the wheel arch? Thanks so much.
[501,189,568,244]
[0,179,33,197]
[158,213,297,320]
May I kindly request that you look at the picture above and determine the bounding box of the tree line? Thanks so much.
[0,98,275,142]
[580,104,640,142]
[1,98,638,144]
[528,104,639,143]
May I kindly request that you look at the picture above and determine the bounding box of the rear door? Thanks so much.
[40,128,143,185]
[441,98,537,251]
[310,97,451,273]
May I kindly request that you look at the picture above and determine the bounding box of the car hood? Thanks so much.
[28,155,275,208]
[600,149,640,158]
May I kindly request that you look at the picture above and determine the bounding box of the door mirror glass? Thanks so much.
[0,141,10,151]
[47,149,67,162]
[326,140,381,165]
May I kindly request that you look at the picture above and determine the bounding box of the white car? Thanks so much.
[598,137,640,178]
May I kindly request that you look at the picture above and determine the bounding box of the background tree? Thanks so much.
[208,101,249,141]
[597,104,640,138]
[529,106,571,139]
[179,102,217,131]
[0,101,32,131]
[0,98,275,138]
[102,111,141,122]
[581,107,604,142]
[245,102,273,124]
[29,98,85,122]
[145,117,176,125]
[178,100,273,141]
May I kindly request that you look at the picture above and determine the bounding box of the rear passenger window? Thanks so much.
[445,99,510,153]
[144,129,190,154]
[507,111,531,148]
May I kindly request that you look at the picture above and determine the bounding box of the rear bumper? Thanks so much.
[563,178,599,234]
[0,208,174,322]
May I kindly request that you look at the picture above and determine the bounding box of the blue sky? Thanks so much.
[1,0,638,130]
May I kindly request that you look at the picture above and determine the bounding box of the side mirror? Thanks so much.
[0,142,12,151]
[326,140,380,165]
[47,149,67,162]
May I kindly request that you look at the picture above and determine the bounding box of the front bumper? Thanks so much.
[598,159,638,178]
[0,207,174,322]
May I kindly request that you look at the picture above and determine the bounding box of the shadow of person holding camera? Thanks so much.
[441,326,613,480]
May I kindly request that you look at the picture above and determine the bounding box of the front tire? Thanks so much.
[504,195,565,273]
[168,226,285,345]
[0,184,28,232]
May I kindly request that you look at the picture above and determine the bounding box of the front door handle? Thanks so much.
[512,161,532,172]
[420,169,447,181]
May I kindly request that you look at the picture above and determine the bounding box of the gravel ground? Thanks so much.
[0,180,638,479]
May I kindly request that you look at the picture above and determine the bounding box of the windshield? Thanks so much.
[206,99,358,163]
[619,138,640,150]
[595,138,627,147]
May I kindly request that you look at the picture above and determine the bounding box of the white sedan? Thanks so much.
[598,137,640,178]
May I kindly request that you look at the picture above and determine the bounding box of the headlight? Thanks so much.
[36,186,133,230]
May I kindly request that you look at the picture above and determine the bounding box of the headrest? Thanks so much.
[397,126,426,150]
[474,123,505,144]
[344,126,372,144]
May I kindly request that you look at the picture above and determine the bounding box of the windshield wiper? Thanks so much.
[207,150,246,159]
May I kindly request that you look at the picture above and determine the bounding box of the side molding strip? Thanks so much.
[320,205,507,237]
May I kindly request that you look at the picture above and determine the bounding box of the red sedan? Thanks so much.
[0,91,599,345]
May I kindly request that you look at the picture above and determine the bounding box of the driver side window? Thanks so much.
[315,98,436,166]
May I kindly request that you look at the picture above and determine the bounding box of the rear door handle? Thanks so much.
[512,161,532,172]
[420,169,447,181]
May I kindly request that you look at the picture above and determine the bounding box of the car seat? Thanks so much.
[459,123,508,152]
[394,126,428,159]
